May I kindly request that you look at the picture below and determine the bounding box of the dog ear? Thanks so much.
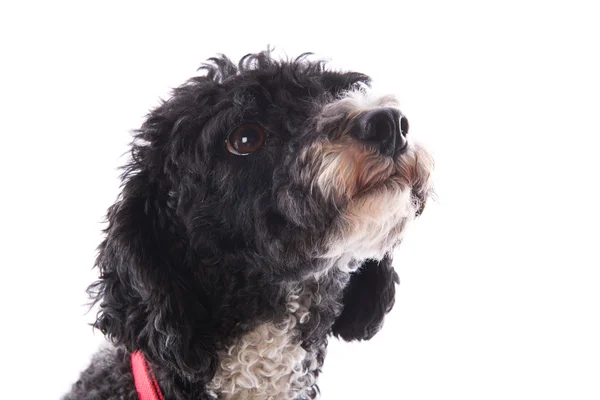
[332,254,399,341]
[88,168,218,383]
[321,71,371,94]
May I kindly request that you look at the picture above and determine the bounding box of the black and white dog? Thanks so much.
[64,51,433,400]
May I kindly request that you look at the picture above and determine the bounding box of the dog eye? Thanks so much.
[226,123,266,155]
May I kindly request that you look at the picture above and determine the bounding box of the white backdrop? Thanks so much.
[1,1,599,399]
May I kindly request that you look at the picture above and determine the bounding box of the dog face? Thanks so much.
[142,53,432,280]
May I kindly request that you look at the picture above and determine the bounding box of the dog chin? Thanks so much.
[320,142,432,265]
[319,183,414,265]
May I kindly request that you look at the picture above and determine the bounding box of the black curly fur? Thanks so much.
[64,51,408,400]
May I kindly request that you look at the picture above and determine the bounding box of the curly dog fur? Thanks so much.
[64,51,433,400]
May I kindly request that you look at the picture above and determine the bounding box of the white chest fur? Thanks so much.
[207,286,319,400]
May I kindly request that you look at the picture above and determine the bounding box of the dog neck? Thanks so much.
[204,263,352,400]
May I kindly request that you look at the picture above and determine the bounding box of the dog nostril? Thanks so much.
[400,116,409,138]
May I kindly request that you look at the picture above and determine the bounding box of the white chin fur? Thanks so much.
[322,185,416,263]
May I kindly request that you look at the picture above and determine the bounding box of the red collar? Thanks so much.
[131,351,164,400]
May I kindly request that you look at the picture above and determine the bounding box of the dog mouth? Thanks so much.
[348,145,416,198]
[352,171,401,199]
[316,138,406,201]
[318,143,432,259]
[344,143,433,217]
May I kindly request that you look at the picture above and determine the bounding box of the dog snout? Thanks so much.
[353,108,407,157]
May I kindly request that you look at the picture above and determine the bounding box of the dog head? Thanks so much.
[137,52,431,276]
[90,51,433,382]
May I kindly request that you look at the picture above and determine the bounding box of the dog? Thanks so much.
[64,51,434,400]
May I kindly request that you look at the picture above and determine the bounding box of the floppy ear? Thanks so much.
[332,254,399,341]
[89,168,218,383]
[321,70,371,94]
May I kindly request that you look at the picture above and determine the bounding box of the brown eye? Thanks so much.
[226,123,266,155]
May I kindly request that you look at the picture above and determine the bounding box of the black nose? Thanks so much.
[353,108,408,157]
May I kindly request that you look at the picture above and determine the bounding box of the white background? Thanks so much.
[1,1,599,399]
